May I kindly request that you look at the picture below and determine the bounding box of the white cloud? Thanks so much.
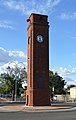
[0,47,11,63]
[0,20,15,30]
[0,47,26,63]
[3,0,25,12]
[9,51,26,58]
[58,67,71,76]
[2,0,61,15]
[53,67,76,77]
[53,67,76,86]
[60,12,76,20]
[64,77,76,87]
[0,61,27,74]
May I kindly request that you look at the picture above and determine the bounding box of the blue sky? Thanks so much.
[0,0,76,86]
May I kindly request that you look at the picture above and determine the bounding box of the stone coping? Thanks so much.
[1,105,71,111]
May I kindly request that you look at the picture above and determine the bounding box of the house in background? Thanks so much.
[70,87,76,100]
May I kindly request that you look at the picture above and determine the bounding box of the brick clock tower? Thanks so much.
[26,13,50,106]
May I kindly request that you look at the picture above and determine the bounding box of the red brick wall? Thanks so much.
[26,13,50,106]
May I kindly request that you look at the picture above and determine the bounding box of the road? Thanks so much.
[0,110,76,120]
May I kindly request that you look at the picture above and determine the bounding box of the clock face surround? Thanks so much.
[36,35,44,43]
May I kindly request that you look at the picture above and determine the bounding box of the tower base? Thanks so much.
[26,89,50,106]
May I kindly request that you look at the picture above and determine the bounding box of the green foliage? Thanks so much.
[0,73,14,94]
[49,71,66,94]
[67,84,76,90]
[0,65,27,96]
[0,73,24,95]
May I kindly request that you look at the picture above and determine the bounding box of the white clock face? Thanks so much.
[37,35,44,43]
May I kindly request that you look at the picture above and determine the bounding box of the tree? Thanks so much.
[0,63,27,100]
[67,84,76,90]
[0,73,14,94]
[49,71,66,95]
